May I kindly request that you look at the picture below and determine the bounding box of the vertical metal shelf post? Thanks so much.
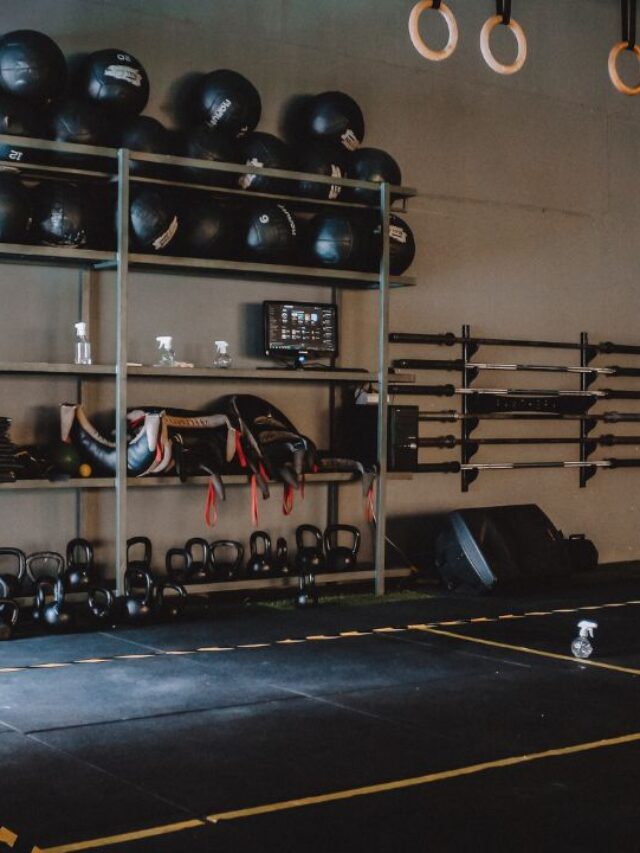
[115,148,130,594]
[374,182,391,595]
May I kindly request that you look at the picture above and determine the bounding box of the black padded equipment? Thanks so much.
[0,30,67,101]
[237,131,293,193]
[307,211,366,270]
[32,182,91,247]
[120,115,172,174]
[79,49,149,115]
[0,175,31,243]
[435,504,597,594]
[178,192,233,259]
[367,213,415,275]
[51,99,111,147]
[194,69,261,138]
[244,201,298,262]
[182,126,238,187]
[347,147,402,204]
[295,91,365,151]
[296,142,347,200]
[0,94,49,166]
[129,186,179,253]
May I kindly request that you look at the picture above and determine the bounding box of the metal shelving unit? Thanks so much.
[0,133,417,596]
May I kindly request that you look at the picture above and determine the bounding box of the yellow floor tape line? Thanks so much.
[206,730,640,824]
[0,827,18,847]
[38,819,204,853]
[420,626,640,677]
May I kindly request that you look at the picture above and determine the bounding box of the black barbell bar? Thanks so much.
[389,331,640,356]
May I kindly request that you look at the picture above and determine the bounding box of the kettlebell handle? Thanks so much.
[185,538,211,566]
[250,531,271,557]
[324,525,361,556]
[296,525,323,550]
[26,551,65,584]
[157,581,187,610]
[0,598,19,629]
[127,536,152,570]
[124,567,154,604]
[166,548,193,579]
[210,540,244,569]
[66,538,94,569]
[88,587,115,619]
[34,577,65,609]
[0,548,26,583]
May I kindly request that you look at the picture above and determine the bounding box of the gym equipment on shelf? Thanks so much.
[64,538,95,592]
[293,91,365,151]
[0,548,26,597]
[32,182,91,248]
[111,566,155,623]
[210,540,244,580]
[165,547,193,583]
[79,49,150,115]
[307,211,366,270]
[246,531,273,577]
[0,30,67,101]
[324,525,361,572]
[154,581,187,620]
[237,131,293,193]
[243,201,298,262]
[177,193,233,259]
[0,175,31,243]
[129,186,179,253]
[51,99,112,146]
[393,357,640,378]
[127,536,152,573]
[295,142,347,200]
[295,524,326,574]
[369,213,415,275]
[408,0,459,62]
[0,94,48,165]
[33,577,74,630]
[120,115,173,173]
[388,330,640,356]
[0,599,19,640]
[26,551,64,586]
[274,537,290,576]
[193,69,261,138]
[181,126,238,186]
[184,537,214,583]
[347,148,402,204]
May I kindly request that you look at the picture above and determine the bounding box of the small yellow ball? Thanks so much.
[78,463,92,478]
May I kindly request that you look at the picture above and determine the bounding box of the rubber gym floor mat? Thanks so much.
[0,629,157,668]
[0,730,198,848]
[0,653,291,732]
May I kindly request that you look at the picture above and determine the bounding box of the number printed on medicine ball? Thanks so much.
[79,49,150,115]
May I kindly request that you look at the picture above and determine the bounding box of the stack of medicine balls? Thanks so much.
[0,28,415,274]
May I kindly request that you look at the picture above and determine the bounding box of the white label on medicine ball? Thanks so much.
[277,205,297,236]
[153,216,178,251]
[259,214,270,224]
[207,99,232,127]
[389,224,407,244]
[105,65,143,87]
[329,164,341,200]
[239,158,263,189]
[341,129,359,151]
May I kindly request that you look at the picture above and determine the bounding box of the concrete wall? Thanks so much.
[2,0,640,571]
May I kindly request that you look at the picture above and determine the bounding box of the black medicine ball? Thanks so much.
[0,30,67,101]
[347,147,402,205]
[79,49,149,116]
[244,202,297,263]
[51,99,111,146]
[178,192,233,259]
[0,93,48,166]
[32,182,91,248]
[369,214,416,276]
[237,132,292,193]
[0,175,31,243]
[129,187,179,253]
[194,69,261,138]
[120,115,172,174]
[296,142,347,200]
[297,91,364,151]
[182,126,238,186]
[307,212,366,270]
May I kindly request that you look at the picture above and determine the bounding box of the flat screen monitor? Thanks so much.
[263,301,338,363]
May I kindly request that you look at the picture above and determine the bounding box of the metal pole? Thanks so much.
[115,149,130,594]
[374,182,391,596]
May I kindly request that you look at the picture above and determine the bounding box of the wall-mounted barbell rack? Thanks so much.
[389,326,640,491]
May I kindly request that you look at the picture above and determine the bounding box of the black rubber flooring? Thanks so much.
[3,578,640,851]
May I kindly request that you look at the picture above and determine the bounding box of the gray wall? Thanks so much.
[2,0,640,571]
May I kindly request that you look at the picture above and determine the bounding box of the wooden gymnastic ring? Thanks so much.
[608,42,640,96]
[408,0,459,62]
[480,14,527,75]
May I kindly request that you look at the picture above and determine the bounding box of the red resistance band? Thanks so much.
[205,479,218,527]
[283,483,294,515]
[365,480,375,523]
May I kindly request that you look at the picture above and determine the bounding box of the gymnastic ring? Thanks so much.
[480,14,527,75]
[408,0,459,62]
[608,42,640,96]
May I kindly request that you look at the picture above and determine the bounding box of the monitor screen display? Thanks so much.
[263,301,338,359]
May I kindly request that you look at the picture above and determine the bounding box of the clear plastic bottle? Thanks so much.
[155,336,177,367]
[74,322,92,365]
[213,340,232,368]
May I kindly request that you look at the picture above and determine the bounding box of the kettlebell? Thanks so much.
[246,531,272,577]
[184,538,214,583]
[0,599,19,640]
[87,587,115,621]
[165,547,193,584]
[33,578,74,631]
[274,537,291,577]
[324,525,361,572]
[295,525,325,575]
[127,536,152,574]
[0,548,26,597]
[117,567,155,623]
[64,538,96,592]
[26,551,65,588]
[155,581,188,620]
[210,540,244,581]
